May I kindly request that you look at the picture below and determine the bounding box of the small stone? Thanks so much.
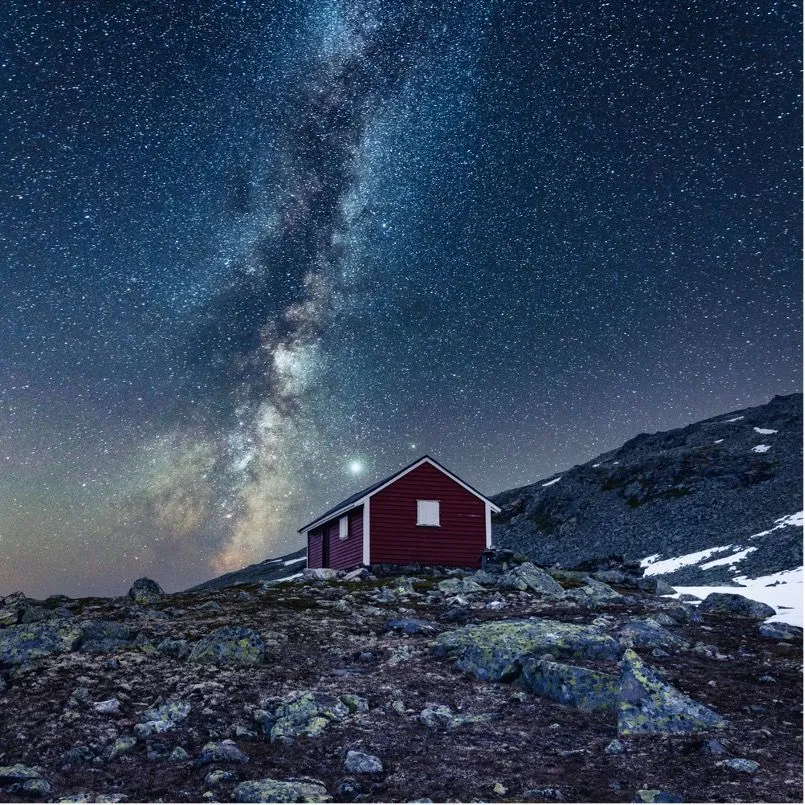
[93,698,122,714]
[758,621,802,640]
[718,758,759,773]
[205,769,237,787]
[233,777,331,802]
[344,751,383,774]
[605,740,625,755]
[493,782,507,795]
[109,735,137,760]
[700,739,727,756]
[633,790,683,803]
[523,789,564,801]
[758,675,776,684]
[170,747,191,762]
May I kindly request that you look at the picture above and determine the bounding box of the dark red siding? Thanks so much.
[370,462,486,568]
[307,506,363,570]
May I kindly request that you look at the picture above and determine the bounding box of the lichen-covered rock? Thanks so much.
[758,621,802,640]
[270,692,350,744]
[519,657,620,711]
[344,751,383,774]
[187,627,265,667]
[437,578,484,596]
[0,620,82,666]
[633,790,683,803]
[565,578,623,606]
[433,618,620,681]
[698,593,775,620]
[205,769,237,787]
[233,778,331,803]
[618,619,688,652]
[0,764,51,797]
[717,758,759,773]
[618,649,726,736]
[497,563,565,596]
[196,740,249,765]
[418,705,493,730]
[340,694,369,714]
[79,620,138,653]
[127,577,165,605]
[134,699,191,738]
[108,735,137,760]
[156,638,192,660]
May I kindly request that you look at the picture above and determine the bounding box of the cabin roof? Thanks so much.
[298,454,500,533]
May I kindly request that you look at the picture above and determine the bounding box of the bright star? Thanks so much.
[348,460,363,474]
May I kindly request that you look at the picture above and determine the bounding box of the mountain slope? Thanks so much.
[186,547,306,592]
[492,393,803,588]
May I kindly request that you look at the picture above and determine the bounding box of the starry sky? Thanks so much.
[1,0,801,597]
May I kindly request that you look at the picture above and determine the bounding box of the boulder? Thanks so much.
[418,705,493,730]
[698,593,775,620]
[344,751,383,774]
[127,577,165,605]
[618,619,688,652]
[79,620,138,653]
[565,579,623,606]
[156,638,192,660]
[497,563,564,596]
[196,739,249,765]
[758,621,802,640]
[0,620,82,666]
[270,692,351,744]
[519,658,620,711]
[433,619,621,682]
[187,627,265,667]
[233,778,331,803]
[303,568,339,582]
[618,649,726,736]
[135,699,191,738]
[0,764,51,797]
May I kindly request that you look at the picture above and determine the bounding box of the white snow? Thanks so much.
[642,545,735,576]
[541,477,562,487]
[724,415,744,422]
[699,546,757,570]
[753,427,778,435]
[592,463,601,468]
[669,567,803,627]
[751,444,771,453]
[714,439,724,444]
[284,557,303,566]
[748,510,804,540]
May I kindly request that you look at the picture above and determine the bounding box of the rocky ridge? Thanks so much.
[0,558,801,803]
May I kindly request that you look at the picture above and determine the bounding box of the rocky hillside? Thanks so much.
[186,548,306,593]
[0,560,802,803]
[492,393,803,586]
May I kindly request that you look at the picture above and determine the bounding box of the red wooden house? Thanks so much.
[299,455,501,570]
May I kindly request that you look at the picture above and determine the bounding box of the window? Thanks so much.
[416,500,440,526]
[339,514,349,540]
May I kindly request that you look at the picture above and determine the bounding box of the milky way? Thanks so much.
[0,1,800,596]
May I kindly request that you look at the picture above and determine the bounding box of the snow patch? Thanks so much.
[541,477,562,488]
[753,427,778,435]
[642,545,735,576]
[699,546,757,570]
[283,557,303,566]
[724,415,744,422]
[751,444,771,453]
[749,510,804,540]
[669,567,803,627]
[592,463,601,468]
[714,439,724,444]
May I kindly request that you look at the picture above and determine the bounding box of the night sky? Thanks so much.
[1,0,800,597]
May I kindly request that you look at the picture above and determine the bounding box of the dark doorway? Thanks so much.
[321,527,330,568]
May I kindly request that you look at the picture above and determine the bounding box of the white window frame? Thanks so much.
[416,499,440,527]
[339,514,349,540]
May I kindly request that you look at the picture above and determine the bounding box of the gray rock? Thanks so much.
[718,758,759,773]
[418,705,493,730]
[61,746,94,768]
[0,764,51,797]
[234,778,331,803]
[156,638,192,660]
[344,751,383,774]
[385,618,437,635]
[565,578,623,606]
[169,746,191,762]
[109,736,137,760]
[0,620,82,666]
[618,649,727,736]
[340,694,369,714]
[758,621,802,640]
[523,788,565,801]
[93,697,121,714]
[135,699,191,738]
[519,657,619,711]
[605,739,625,755]
[303,568,339,581]
[619,619,688,652]
[343,568,370,582]
[433,618,621,682]
[270,692,350,744]
[437,578,484,595]
[198,601,224,613]
[187,627,265,667]
[698,593,775,620]
[497,563,565,596]
[700,738,727,755]
[205,769,237,786]
[128,577,165,605]
[79,620,138,653]
[633,790,683,803]
[196,740,249,765]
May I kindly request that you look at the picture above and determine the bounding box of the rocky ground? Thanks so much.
[0,559,802,803]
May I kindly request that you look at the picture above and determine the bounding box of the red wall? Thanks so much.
[370,462,486,567]
[307,505,363,570]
